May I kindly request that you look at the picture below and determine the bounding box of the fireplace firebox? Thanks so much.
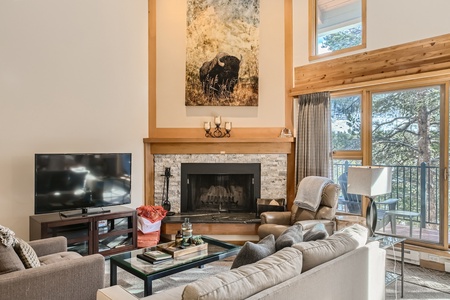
[180,163,261,213]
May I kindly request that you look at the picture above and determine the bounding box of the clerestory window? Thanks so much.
[309,0,366,60]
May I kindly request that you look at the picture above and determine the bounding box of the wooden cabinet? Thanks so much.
[29,206,137,256]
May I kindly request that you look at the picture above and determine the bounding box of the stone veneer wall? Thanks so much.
[153,154,287,213]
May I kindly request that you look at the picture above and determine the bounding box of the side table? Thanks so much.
[370,235,406,298]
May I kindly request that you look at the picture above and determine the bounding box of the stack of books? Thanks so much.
[137,250,172,265]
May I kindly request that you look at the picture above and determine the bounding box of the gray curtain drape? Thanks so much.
[295,91,332,187]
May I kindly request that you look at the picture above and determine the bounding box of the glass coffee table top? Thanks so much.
[109,235,240,295]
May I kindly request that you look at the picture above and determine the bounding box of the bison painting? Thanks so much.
[199,52,241,98]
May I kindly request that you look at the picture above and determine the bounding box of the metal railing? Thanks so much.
[334,161,440,230]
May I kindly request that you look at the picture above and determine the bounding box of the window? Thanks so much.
[309,0,366,59]
[331,94,362,214]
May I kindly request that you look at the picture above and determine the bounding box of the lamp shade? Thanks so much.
[347,166,392,197]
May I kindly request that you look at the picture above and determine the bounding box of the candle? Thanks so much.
[225,122,232,131]
[214,116,221,126]
[204,121,211,130]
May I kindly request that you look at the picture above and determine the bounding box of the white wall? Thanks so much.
[293,0,450,67]
[0,0,148,239]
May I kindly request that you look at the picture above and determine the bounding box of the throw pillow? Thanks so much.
[14,238,41,268]
[231,234,276,269]
[303,223,329,242]
[0,244,25,275]
[275,224,303,251]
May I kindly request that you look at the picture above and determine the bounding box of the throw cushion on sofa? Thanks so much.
[183,247,303,300]
[231,234,276,269]
[0,244,26,275]
[275,224,303,251]
[293,224,368,272]
[303,223,329,242]
[14,238,41,268]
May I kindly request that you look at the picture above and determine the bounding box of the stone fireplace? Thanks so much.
[153,154,287,213]
[180,163,261,214]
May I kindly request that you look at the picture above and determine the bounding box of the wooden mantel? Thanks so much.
[143,137,294,154]
[143,137,296,206]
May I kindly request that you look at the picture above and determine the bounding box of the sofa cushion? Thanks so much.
[0,244,25,275]
[14,238,41,268]
[303,222,329,242]
[182,247,303,300]
[293,224,367,271]
[39,251,82,265]
[275,224,303,251]
[231,234,276,269]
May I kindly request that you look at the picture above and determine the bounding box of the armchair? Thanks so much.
[0,236,105,300]
[258,178,340,239]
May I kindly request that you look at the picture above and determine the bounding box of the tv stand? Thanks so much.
[60,208,112,218]
[30,206,137,256]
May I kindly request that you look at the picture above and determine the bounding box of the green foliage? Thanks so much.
[321,26,362,52]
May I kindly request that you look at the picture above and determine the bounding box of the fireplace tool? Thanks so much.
[162,167,175,216]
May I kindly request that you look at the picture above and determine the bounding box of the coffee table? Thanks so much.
[109,236,240,296]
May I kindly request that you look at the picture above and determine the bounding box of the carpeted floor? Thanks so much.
[385,260,450,300]
[105,256,450,299]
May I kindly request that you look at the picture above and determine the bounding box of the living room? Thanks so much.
[1,0,450,299]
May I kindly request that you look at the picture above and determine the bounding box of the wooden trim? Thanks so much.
[148,0,156,136]
[294,33,450,94]
[441,83,449,247]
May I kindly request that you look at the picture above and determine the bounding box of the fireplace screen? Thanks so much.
[181,163,261,213]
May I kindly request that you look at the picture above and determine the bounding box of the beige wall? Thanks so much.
[1,0,449,240]
[0,0,148,239]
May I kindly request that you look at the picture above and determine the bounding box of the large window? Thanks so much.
[309,0,366,59]
[331,84,447,247]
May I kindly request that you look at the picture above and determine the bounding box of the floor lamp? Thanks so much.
[347,166,392,237]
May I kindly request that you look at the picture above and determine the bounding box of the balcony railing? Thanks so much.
[334,161,441,235]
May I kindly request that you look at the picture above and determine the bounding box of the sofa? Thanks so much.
[97,224,386,300]
[0,235,105,300]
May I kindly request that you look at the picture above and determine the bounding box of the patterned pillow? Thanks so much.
[14,238,41,268]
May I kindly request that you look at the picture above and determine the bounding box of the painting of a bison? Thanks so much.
[199,52,241,98]
[185,0,259,106]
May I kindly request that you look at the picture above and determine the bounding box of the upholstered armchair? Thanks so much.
[258,177,340,239]
[0,235,105,300]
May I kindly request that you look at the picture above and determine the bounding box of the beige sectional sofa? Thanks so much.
[97,224,386,300]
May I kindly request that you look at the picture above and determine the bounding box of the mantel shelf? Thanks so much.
[144,137,294,144]
[143,137,294,155]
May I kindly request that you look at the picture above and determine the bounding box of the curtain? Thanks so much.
[295,91,332,187]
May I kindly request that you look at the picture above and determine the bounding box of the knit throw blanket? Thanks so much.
[294,176,333,212]
[0,225,16,247]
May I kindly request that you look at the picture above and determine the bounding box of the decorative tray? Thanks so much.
[157,242,208,258]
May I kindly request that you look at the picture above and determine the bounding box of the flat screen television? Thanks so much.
[34,153,131,217]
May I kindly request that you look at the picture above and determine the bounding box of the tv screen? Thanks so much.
[35,153,131,215]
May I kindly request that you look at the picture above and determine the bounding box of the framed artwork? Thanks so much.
[185,0,260,106]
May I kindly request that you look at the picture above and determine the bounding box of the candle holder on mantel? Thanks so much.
[204,116,231,138]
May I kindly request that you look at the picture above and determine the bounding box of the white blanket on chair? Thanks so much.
[294,176,333,212]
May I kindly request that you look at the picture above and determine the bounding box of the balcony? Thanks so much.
[334,161,447,244]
